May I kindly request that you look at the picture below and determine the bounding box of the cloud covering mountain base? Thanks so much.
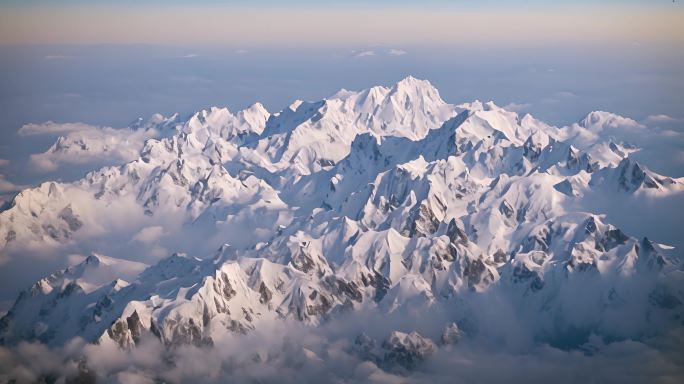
[1,317,683,383]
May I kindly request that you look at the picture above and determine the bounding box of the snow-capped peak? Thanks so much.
[391,75,440,95]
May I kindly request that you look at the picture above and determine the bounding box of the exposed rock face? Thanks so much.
[440,322,463,345]
[350,330,438,370]
[382,331,437,370]
[107,311,146,349]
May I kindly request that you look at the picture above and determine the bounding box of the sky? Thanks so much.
[1,1,682,46]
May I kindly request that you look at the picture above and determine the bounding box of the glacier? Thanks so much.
[0,76,683,383]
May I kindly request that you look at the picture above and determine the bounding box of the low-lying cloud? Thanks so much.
[18,121,98,137]
[0,312,682,383]
[21,121,173,173]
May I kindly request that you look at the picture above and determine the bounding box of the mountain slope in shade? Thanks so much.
[0,77,682,372]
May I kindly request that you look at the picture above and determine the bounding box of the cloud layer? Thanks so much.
[20,117,177,173]
[1,313,682,383]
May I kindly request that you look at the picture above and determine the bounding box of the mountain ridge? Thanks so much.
[0,77,682,365]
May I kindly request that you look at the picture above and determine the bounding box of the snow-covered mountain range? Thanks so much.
[0,77,682,378]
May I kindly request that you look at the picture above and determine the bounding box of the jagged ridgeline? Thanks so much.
[1,77,682,361]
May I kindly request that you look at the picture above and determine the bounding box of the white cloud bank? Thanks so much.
[351,48,409,59]
[643,114,681,125]
[21,115,178,173]
[18,121,98,137]
[0,317,681,384]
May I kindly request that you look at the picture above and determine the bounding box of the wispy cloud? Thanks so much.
[351,48,408,58]
[503,102,532,112]
[643,114,680,125]
[387,48,407,56]
[353,50,376,58]
[43,55,73,60]
[178,53,199,59]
